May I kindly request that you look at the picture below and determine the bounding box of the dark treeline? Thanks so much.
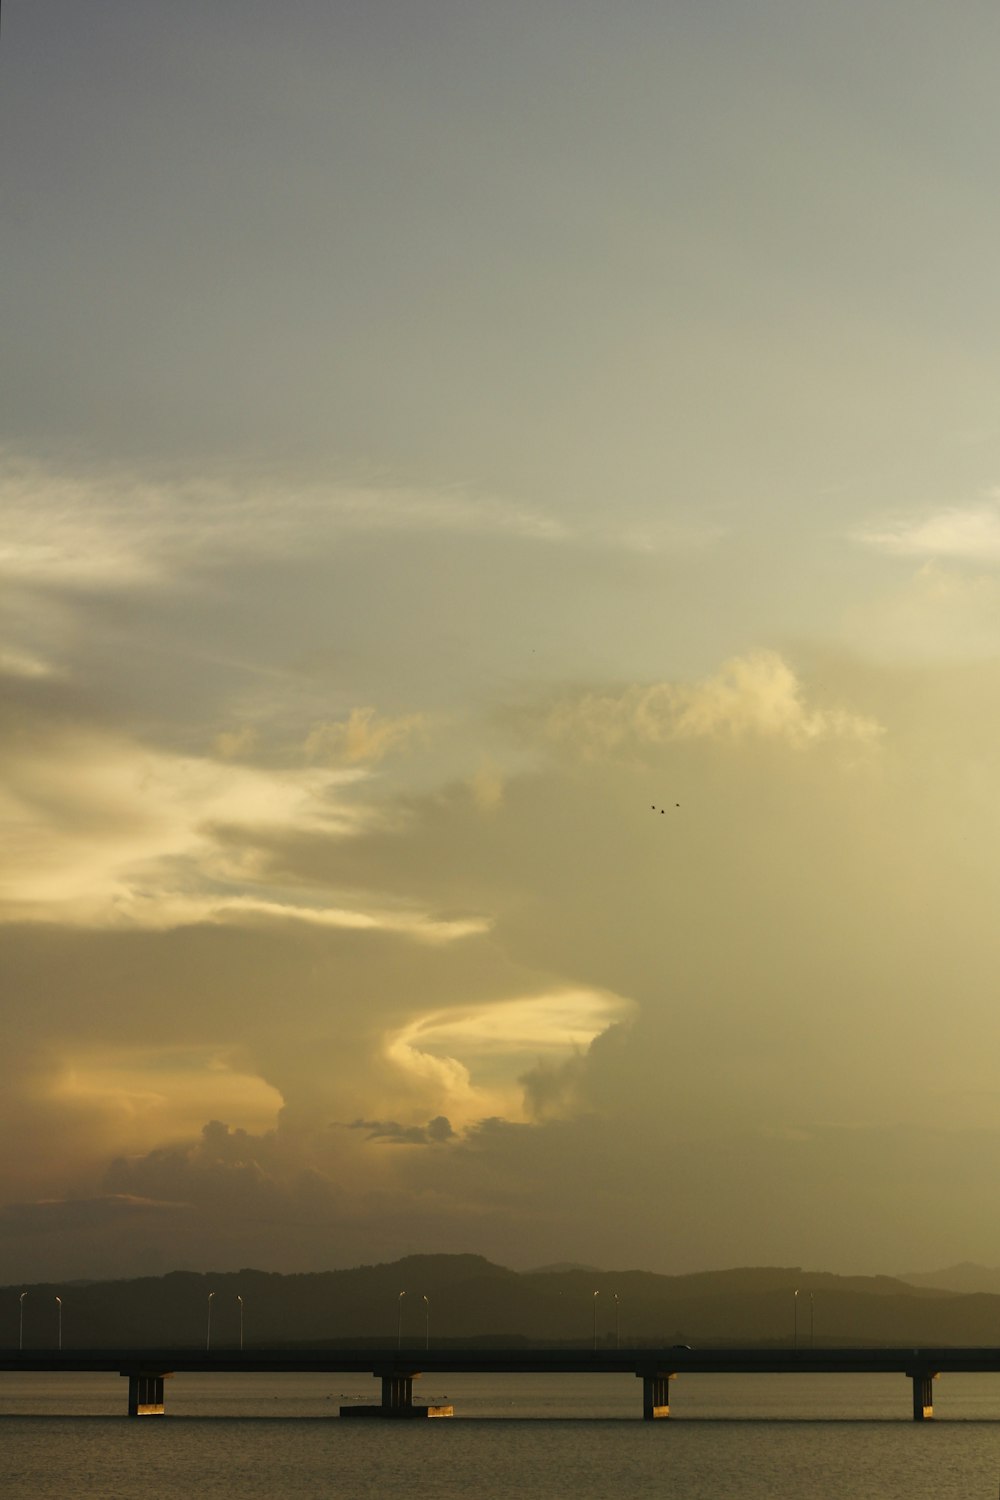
[4,1255,999,1351]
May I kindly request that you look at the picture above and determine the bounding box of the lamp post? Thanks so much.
[237,1295,244,1352]
[18,1292,27,1352]
[206,1291,215,1352]
[423,1295,430,1351]
[793,1288,799,1351]
[397,1291,406,1350]
[810,1291,814,1349]
[612,1292,621,1350]
[592,1290,600,1350]
[55,1296,62,1351]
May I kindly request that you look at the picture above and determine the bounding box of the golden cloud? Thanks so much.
[545,651,883,757]
[384,988,634,1127]
[305,706,424,764]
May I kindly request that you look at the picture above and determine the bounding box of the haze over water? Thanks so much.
[6,1373,1000,1500]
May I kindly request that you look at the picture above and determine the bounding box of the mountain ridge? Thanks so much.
[6,1253,999,1350]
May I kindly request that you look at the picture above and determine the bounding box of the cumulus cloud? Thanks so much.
[384,990,635,1126]
[544,651,883,757]
[104,1121,291,1214]
[3,632,996,1282]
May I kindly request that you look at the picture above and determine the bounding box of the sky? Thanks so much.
[3,0,1000,1285]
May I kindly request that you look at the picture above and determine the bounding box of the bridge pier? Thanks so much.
[339,1371,453,1418]
[907,1371,937,1421]
[639,1372,675,1419]
[381,1372,418,1416]
[123,1372,167,1416]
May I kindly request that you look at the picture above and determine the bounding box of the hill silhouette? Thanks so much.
[899,1263,1000,1296]
[6,1254,999,1351]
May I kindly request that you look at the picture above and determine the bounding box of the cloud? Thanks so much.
[0,457,163,589]
[213,726,258,760]
[544,651,883,757]
[349,1115,456,1146]
[384,989,635,1126]
[855,493,1000,560]
[0,450,569,597]
[49,1046,284,1143]
[0,648,55,680]
[0,1194,184,1236]
[71,891,490,942]
[0,452,729,636]
[469,759,505,811]
[519,1022,632,1124]
[305,706,425,765]
[841,561,1000,661]
[3,640,997,1282]
[0,697,480,943]
[104,1127,291,1217]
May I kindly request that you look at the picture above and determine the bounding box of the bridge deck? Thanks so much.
[4,1346,1000,1375]
[4,1348,998,1420]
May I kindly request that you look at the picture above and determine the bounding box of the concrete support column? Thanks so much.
[125,1373,166,1416]
[908,1372,936,1421]
[640,1372,675,1420]
[380,1373,415,1415]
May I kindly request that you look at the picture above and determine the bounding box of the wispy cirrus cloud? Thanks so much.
[0,714,353,924]
[0,703,493,940]
[0,450,727,614]
[0,450,568,596]
[99,893,490,942]
[855,493,1000,560]
[0,647,55,680]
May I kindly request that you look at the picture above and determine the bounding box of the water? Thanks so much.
[4,1371,1000,1499]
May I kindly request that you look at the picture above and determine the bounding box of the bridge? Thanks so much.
[5,1346,1000,1419]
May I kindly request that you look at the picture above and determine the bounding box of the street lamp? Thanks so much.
[793,1288,799,1351]
[55,1296,62,1351]
[423,1295,430,1351]
[18,1292,27,1352]
[237,1295,244,1352]
[206,1291,215,1352]
[592,1290,600,1350]
[612,1292,621,1350]
[397,1291,406,1350]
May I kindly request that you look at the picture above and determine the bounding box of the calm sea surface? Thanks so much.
[5,1370,1000,1499]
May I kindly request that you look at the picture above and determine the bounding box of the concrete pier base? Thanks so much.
[341,1372,453,1418]
[639,1372,675,1419]
[339,1402,454,1418]
[124,1372,167,1416]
